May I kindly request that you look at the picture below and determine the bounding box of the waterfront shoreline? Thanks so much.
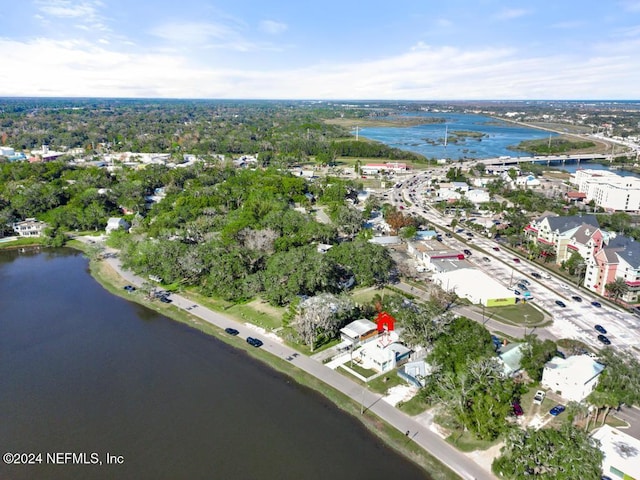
[83,245,467,480]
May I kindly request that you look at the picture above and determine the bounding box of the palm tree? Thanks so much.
[605,277,629,302]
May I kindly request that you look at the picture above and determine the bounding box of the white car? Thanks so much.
[533,390,546,405]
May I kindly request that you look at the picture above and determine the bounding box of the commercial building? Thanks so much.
[592,425,640,480]
[432,268,516,307]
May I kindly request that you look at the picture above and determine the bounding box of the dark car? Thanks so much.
[555,300,566,308]
[246,337,263,347]
[597,334,611,345]
[436,236,443,242]
[483,257,491,263]
[591,301,602,308]
[224,327,239,336]
[594,324,607,334]
[493,247,500,251]
[512,402,524,416]
[463,249,472,256]
[571,295,582,302]
[531,272,542,279]
[513,290,521,296]
[159,296,172,303]
[513,258,521,263]
[123,285,135,292]
[516,283,529,291]
[549,405,566,416]
[445,232,452,237]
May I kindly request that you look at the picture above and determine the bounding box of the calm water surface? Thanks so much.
[358,112,556,160]
[0,249,430,480]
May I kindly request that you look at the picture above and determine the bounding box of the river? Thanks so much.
[358,112,556,160]
[0,249,430,480]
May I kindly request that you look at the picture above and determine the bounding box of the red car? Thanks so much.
[513,258,521,263]
[512,402,524,416]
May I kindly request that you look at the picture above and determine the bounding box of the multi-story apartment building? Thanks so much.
[570,169,640,212]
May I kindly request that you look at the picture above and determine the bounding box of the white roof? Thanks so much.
[592,425,640,478]
[341,319,377,338]
[544,354,605,381]
[433,268,514,300]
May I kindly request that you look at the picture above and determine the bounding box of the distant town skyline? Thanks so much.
[1,0,640,100]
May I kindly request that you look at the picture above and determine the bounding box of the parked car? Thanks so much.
[516,283,529,291]
[597,334,611,345]
[531,272,542,279]
[513,258,521,263]
[549,405,566,416]
[571,295,582,302]
[445,232,452,237]
[555,300,566,308]
[533,390,546,405]
[224,327,239,336]
[483,257,491,263]
[493,247,500,251]
[591,301,602,308]
[246,337,263,347]
[594,325,607,334]
[463,249,472,256]
[513,290,522,296]
[123,285,135,292]
[512,402,524,416]
[159,296,172,303]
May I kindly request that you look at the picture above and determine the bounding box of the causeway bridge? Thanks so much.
[477,153,613,167]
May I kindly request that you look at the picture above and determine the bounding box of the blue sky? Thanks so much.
[1,0,640,99]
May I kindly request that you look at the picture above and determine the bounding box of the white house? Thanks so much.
[105,217,130,235]
[465,189,491,204]
[339,319,378,348]
[12,218,46,237]
[541,354,605,402]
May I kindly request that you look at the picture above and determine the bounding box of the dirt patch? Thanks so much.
[246,298,285,318]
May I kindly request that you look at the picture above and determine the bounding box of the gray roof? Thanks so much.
[546,214,599,234]
[607,235,640,268]
[571,224,599,245]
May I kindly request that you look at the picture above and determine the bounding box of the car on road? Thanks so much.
[463,249,472,256]
[512,402,524,416]
[531,272,542,279]
[492,247,500,251]
[445,232,452,237]
[159,296,172,303]
[555,300,566,308]
[246,337,263,347]
[591,301,602,308]
[549,405,566,416]
[483,257,491,263]
[513,290,521,296]
[519,279,530,286]
[571,295,582,302]
[513,258,521,263]
[533,390,546,405]
[597,334,611,345]
[594,325,607,334]
[516,283,529,291]
[225,327,239,336]
[123,285,135,292]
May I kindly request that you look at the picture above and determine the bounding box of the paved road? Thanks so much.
[102,254,495,480]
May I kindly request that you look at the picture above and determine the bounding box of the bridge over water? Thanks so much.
[477,153,613,167]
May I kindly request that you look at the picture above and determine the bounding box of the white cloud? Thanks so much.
[260,20,287,35]
[0,37,638,100]
[35,0,109,32]
[494,8,532,20]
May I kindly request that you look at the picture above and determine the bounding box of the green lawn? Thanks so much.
[484,302,545,326]
[446,430,499,452]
